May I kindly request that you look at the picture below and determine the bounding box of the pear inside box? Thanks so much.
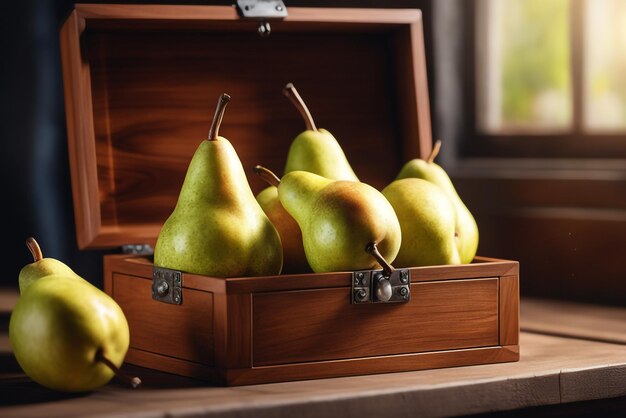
[61,5,519,385]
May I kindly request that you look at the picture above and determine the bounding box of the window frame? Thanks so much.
[461,0,626,160]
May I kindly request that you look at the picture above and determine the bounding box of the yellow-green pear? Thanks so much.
[256,167,401,273]
[256,185,310,274]
[9,274,135,392]
[396,141,479,264]
[282,83,359,181]
[18,237,81,294]
[253,84,360,274]
[382,178,461,267]
[154,94,283,277]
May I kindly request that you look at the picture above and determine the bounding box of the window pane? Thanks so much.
[477,0,572,132]
[584,0,626,131]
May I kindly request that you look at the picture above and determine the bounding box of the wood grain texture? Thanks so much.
[392,16,432,160]
[61,5,430,249]
[230,345,518,386]
[457,175,626,306]
[105,255,518,294]
[213,294,252,370]
[521,298,626,344]
[60,11,101,249]
[104,254,518,384]
[124,347,220,383]
[252,278,499,366]
[111,273,214,365]
[2,333,624,417]
[224,257,518,294]
[499,275,520,346]
[105,255,227,294]
[75,4,423,25]
[410,14,433,159]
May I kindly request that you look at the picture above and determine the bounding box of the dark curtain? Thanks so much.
[1,0,108,287]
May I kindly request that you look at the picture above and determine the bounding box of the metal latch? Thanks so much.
[122,244,154,255]
[235,0,288,37]
[152,266,182,305]
[352,268,410,304]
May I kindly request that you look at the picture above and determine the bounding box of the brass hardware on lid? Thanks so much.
[351,268,411,304]
[235,0,288,37]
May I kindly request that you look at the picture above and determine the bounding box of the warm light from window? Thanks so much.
[584,0,626,131]
[476,0,572,133]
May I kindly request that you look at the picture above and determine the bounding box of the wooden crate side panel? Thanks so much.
[112,273,215,366]
[500,275,520,346]
[214,294,252,369]
[252,278,499,366]
[228,345,519,386]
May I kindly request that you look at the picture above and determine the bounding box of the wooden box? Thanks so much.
[60,4,519,386]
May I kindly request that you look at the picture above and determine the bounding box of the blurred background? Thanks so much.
[1,0,624,305]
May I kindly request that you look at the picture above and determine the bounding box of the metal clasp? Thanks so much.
[152,266,182,305]
[122,244,154,255]
[235,0,288,37]
[352,268,410,304]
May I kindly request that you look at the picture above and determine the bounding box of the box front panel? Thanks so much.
[112,273,214,365]
[252,278,499,366]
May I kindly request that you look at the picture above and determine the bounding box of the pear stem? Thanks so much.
[283,83,317,132]
[366,242,395,277]
[208,93,231,141]
[95,350,142,389]
[254,165,281,188]
[25,237,43,262]
[427,140,442,163]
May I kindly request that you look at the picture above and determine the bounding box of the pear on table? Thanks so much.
[18,237,81,294]
[395,140,479,264]
[255,166,401,274]
[154,94,283,277]
[9,238,139,392]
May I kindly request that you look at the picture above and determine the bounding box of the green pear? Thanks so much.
[382,178,461,267]
[256,167,401,273]
[282,83,358,181]
[9,274,133,392]
[154,94,282,277]
[18,237,81,294]
[396,141,479,264]
[252,83,360,273]
[256,185,310,274]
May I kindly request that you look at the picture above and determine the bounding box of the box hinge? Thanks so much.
[235,0,288,37]
[152,266,183,305]
[122,244,154,255]
[351,268,411,304]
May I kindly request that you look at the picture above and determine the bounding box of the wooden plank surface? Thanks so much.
[2,332,625,417]
[521,297,626,344]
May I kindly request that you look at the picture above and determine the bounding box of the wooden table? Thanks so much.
[1,289,625,417]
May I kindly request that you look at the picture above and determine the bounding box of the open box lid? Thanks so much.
[60,4,432,250]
